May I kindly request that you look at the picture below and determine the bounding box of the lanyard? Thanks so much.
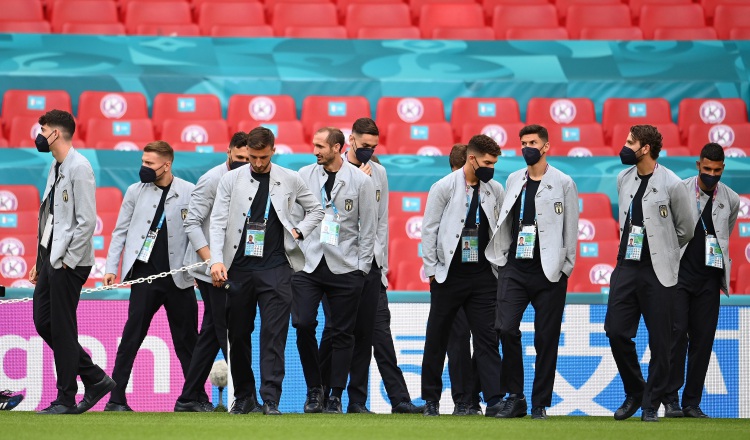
[463,170,481,227]
[246,193,272,225]
[519,165,547,225]
[628,164,659,225]
[695,178,716,235]
[155,212,166,230]
[321,186,340,219]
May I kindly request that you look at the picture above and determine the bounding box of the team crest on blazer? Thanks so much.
[345,199,354,211]
[62,190,68,202]
[554,201,563,215]
[659,205,668,218]
[181,209,188,220]
[376,190,381,202]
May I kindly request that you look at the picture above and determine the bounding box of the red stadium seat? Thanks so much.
[227,94,297,132]
[376,97,445,143]
[639,4,706,39]
[238,120,306,145]
[569,258,616,294]
[432,27,495,40]
[0,0,44,22]
[578,218,619,242]
[134,24,200,36]
[0,211,39,235]
[389,191,429,218]
[197,2,265,35]
[610,123,682,150]
[526,97,596,126]
[578,193,614,219]
[50,0,119,33]
[566,4,632,39]
[701,0,749,22]
[0,234,38,257]
[687,123,750,154]
[481,0,548,21]
[0,255,36,286]
[460,122,525,156]
[338,0,403,20]
[0,185,40,212]
[677,98,748,143]
[210,25,274,37]
[556,0,621,21]
[0,21,51,33]
[492,5,559,39]
[124,1,193,35]
[409,0,476,21]
[736,263,750,294]
[284,26,347,39]
[653,27,717,39]
[662,146,691,156]
[96,187,123,213]
[629,0,692,21]
[161,119,229,147]
[602,98,673,143]
[271,3,337,37]
[450,98,521,139]
[152,93,222,137]
[77,91,149,139]
[8,116,44,148]
[2,90,72,138]
[729,27,750,39]
[345,3,411,39]
[562,146,615,157]
[579,27,643,40]
[93,140,149,151]
[419,3,484,39]
[393,259,430,291]
[385,122,454,155]
[85,119,155,145]
[61,22,126,34]
[265,0,331,18]
[547,123,605,150]
[357,27,421,39]
[714,5,750,39]
[503,27,569,40]
[301,95,371,138]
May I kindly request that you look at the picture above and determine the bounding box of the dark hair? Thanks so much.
[38,109,75,141]
[229,131,248,149]
[317,127,345,151]
[246,126,275,150]
[700,142,725,162]
[630,125,662,159]
[519,124,548,144]
[352,117,379,136]
[370,155,381,165]
[449,143,467,170]
[144,140,174,162]
[467,134,501,157]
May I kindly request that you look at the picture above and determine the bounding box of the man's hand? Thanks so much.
[291,228,300,240]
[359,162,372,176]
[429,276,435,284]
[211,263,228,288]
[103,273,116,286]
[29,265,38,285]
[62,263,68,270]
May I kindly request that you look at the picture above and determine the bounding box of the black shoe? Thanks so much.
[466,402,483,416]
[37,404,77,415]
[174,399,213,413]
[103,402,133,412]
[495,395,527,418]
[250,398,263,413]
[392,401,424,414]
[263,401,282,416]
[347,402,374,414]
[423,400,439,417]
[452,402,468,416]
[323,396,343,414]
[485,400,506,417]
[683,406,709,418]
[664,401,683,418]
[304,387,324,413]
[531,407,548,420]
[614,395,640,421]
[229,397,258,415]
[0,390,24,411]
[641,407,659,422]
[76,375,116,414]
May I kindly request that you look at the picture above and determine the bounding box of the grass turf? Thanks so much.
[1,413,749,440]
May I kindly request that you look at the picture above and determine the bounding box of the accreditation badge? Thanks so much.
[705,235,723,269]
[461,228,479,263]
[319,214,340,246]
[245,222,266,257]
[40,214,53,249]
[515,225,537,259]
[625,225,644,261]
[136,229,159,263]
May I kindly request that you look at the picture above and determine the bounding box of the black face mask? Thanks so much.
[35,131,56,153]
[522,147,542,166]
[229,161,248,170]
[355,147,374,164]
[472,158,494,183]
[619,145,644,165]
[700,173,721,189]
[139,164,165,184]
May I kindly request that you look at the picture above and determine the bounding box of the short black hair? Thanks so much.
[630,125,662,159]
[449,143,467,170]
[317,127,345,151]
[700,142,725,162]
[229,131,248,149]
[467,134,501,157]
[38,109,75,141]
[246,126,275,150]
[352,117,379,137]
[519,124,548,144]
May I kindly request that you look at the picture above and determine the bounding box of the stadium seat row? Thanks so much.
[1,0,749,40]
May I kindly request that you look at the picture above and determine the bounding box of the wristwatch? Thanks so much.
[293,227,304,240]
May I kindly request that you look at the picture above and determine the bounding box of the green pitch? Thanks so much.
[1,413,749,440]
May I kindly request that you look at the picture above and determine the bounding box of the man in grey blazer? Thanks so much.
[29,109,115,415]
[421,134,505,417]
[292,127,377,414]
[486,124,579,420]
[662,143,740,419]
[175,132,253,413]
[103,141,198,412]
[209,127,324,415]
[606,125,693,422]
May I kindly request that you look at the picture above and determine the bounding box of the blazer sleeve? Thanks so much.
[562,177,580,277]
[105,185,136,276]
[209,172,233,267]
[185,172,216,253]
[422,180,448,278]
[294,173,325,238]
[380,169,390,275]
[357,176,378,273]
[669,179,695,249]
[63,162,97,269]
[727,190,740,238]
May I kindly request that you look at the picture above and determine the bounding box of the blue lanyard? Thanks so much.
[519,166,547,225]
[155,212,166,230]
[246,193,272,225]
[695,179,716,235]
[321,186,340,219]
[463,170,480,227]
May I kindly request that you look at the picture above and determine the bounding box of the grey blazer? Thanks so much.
[422,169,505,284]
[616,164,694,287]
[296,161,378,275]
[37,147,96,270]
[370,161,390,287]
[105,177,196,289]
[486,165,579,283]
[680,176,740,294]
[209,163,325,273]
[183,162,229,283]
